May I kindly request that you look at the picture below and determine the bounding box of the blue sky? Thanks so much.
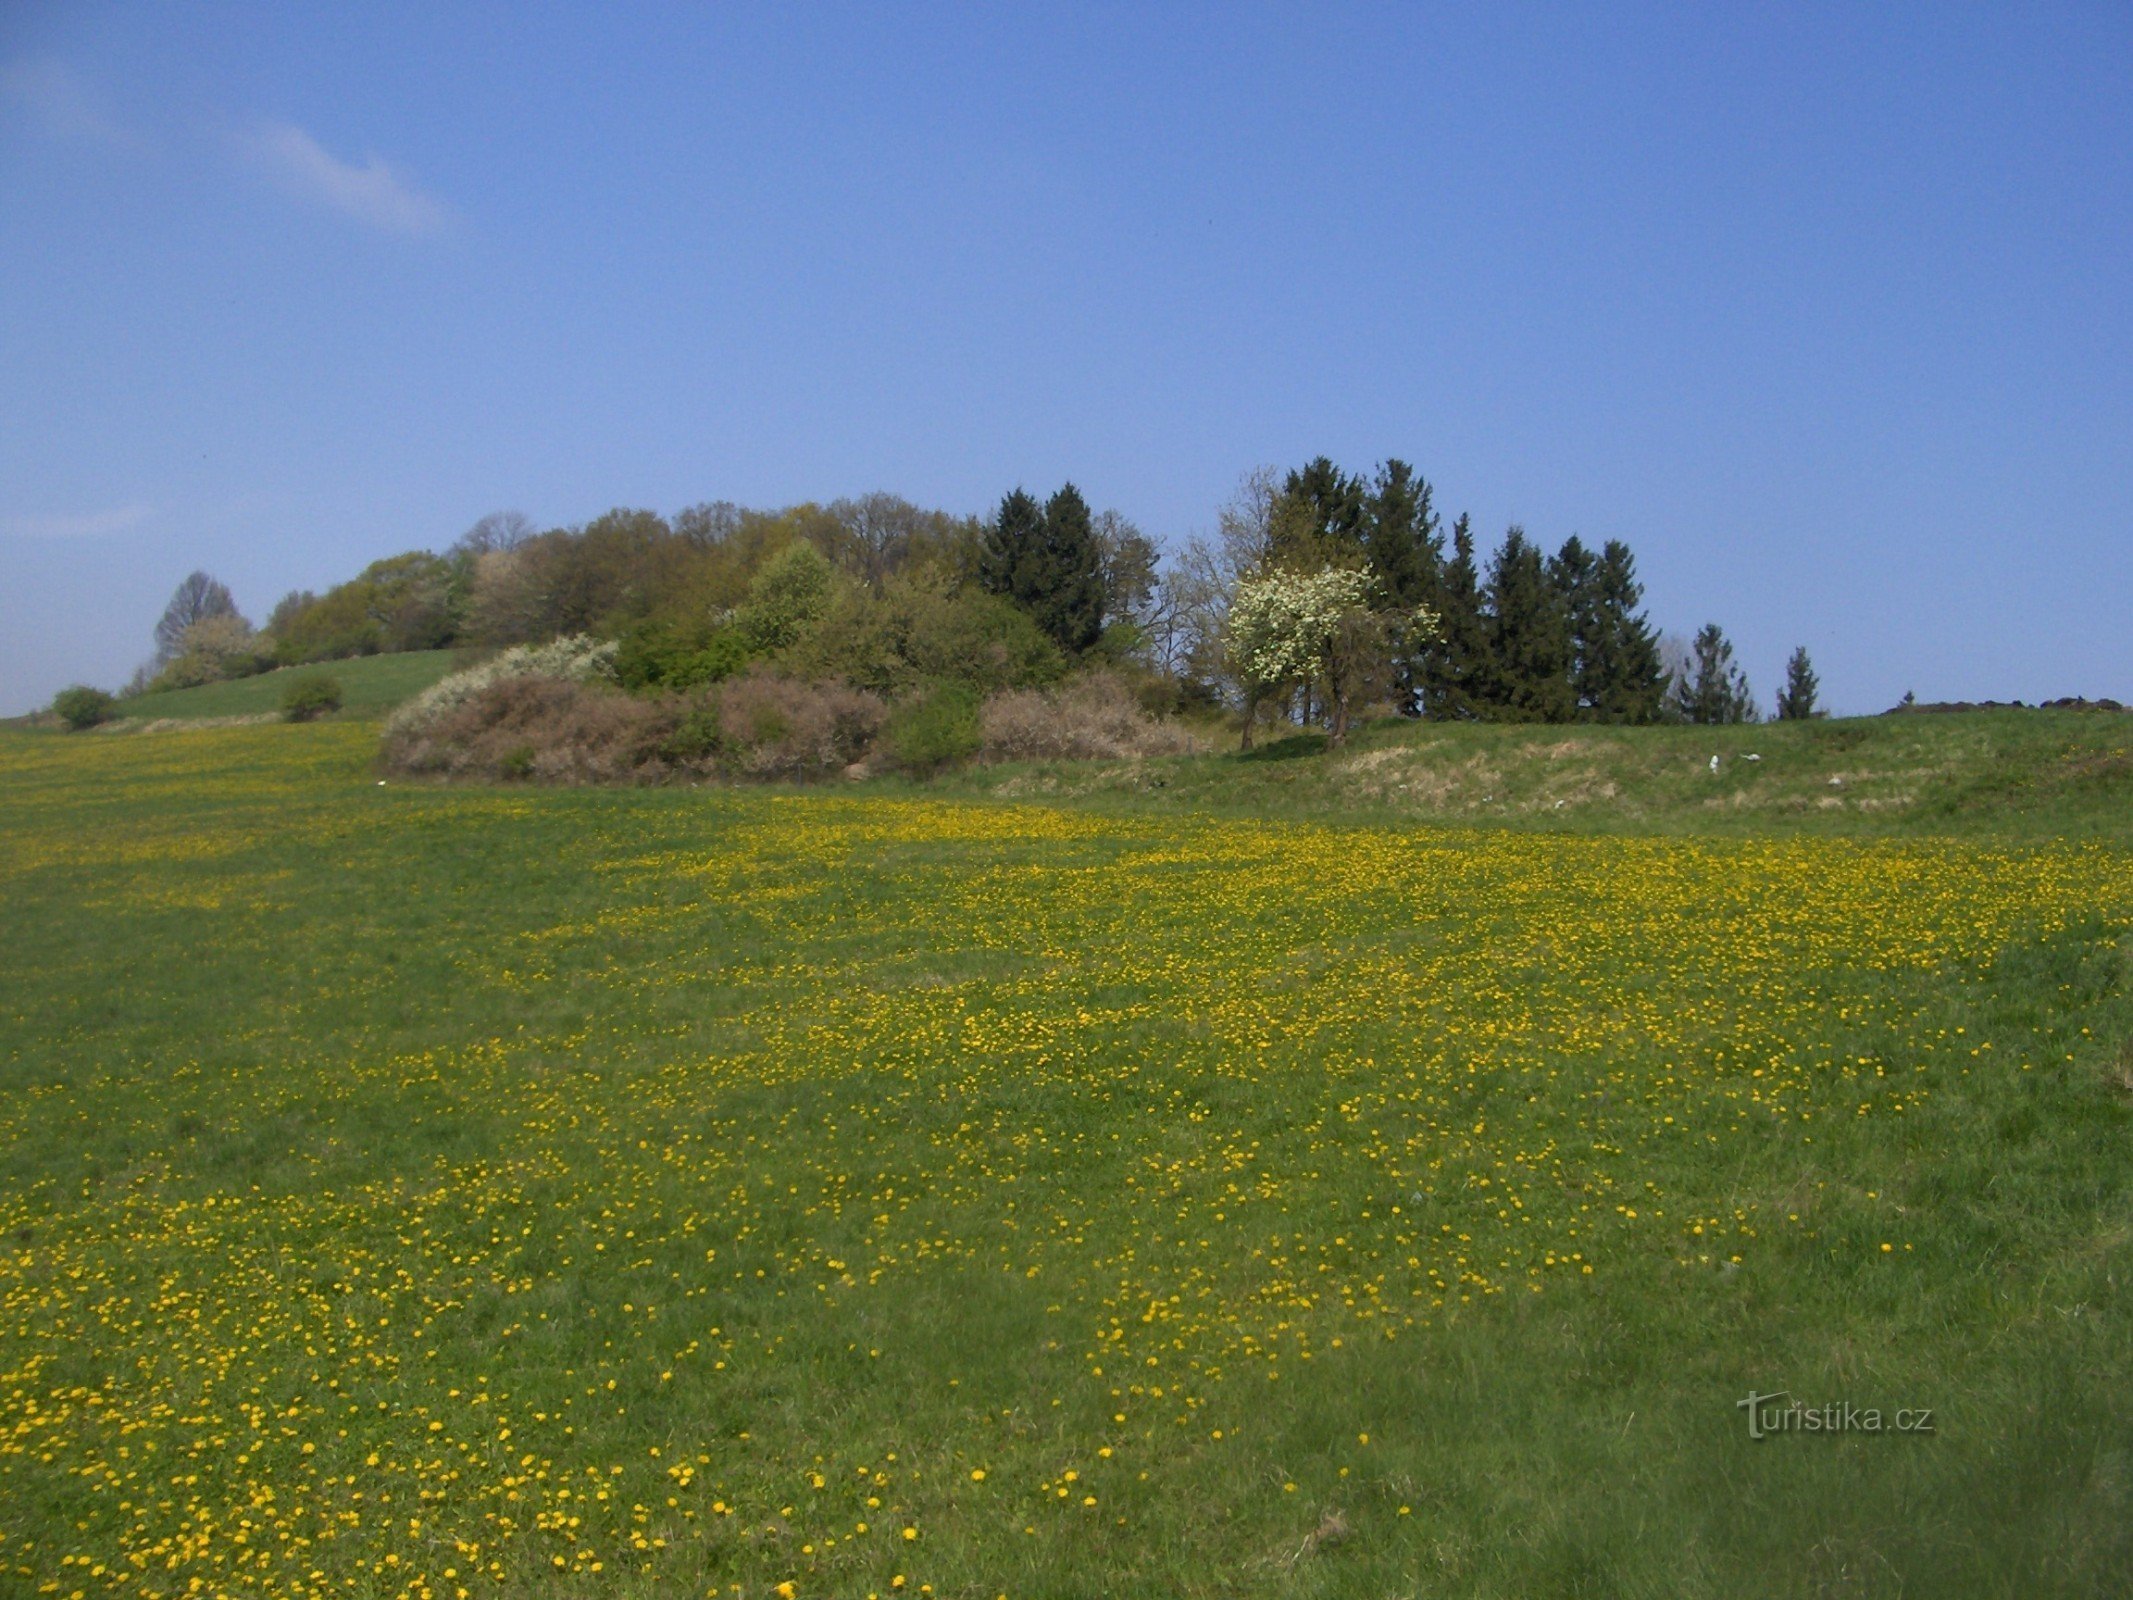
[3,2,2128,715]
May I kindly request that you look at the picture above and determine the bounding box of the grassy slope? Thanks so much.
[930,706,2133,841]
[0,717,2130,1596]
[110,648,460,722]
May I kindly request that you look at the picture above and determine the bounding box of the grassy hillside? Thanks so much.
[935,707,2133,841]
[111,648,460,722]
[1,720,2130,1596]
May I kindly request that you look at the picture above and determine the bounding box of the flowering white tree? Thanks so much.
[1225,567,1438,749]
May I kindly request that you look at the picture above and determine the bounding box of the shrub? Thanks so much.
[385,635,617,741]
[151,614,277,690]
[709,669,886,779]
[795,574,1065,697]
[614,620,750,692]
[977,672,1205,763]
[280,673,343,722]
[884,683,982,775]
[382,675,677,784]
[51,686,116,730]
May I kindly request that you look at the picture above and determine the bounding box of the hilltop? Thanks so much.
[929,705,2133,842]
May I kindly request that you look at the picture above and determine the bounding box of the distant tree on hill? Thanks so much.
[1092,509,1160,633]
[1227,566,1404,749]
[979,484,1107,654]
[1672,623,1759,723]
[978,488,1043,600]
[1482,526,1575,721]
[735,540,835,655]
[1035,485,1107,653]
[154,571,239,664]
[453,510,536,556]
[1578,540,1667,722]
[1273,457,1369,570]
[827,493,925,590]
[1365,460,1443,712]
[1419,513,1491,719]
[1776,646,1822,719]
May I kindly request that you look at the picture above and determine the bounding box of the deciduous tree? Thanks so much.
[154,571,239,664]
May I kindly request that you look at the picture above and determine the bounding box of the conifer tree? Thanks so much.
[1366,460,1442,713]
[1548,536,1601,716]
[1482,526,1575,721]
[978,489,1044,600]
[1273,457,1369,568]
[1419,513,1490,719]
[1672,622,1759,724]
[1583,540,1667,722]
[976,484,1106,653]
[1035,483,1107,654]
[1776,646,1822,719]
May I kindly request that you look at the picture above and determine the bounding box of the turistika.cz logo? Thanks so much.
[1736,1391,1936,1440]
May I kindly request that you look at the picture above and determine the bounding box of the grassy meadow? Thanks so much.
[3,714,2132,1597]
[106,652,463,725]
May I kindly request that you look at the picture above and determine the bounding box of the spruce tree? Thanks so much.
[1776,646,1821,719]
[1367,459,1443,713]
[1547,536,1601,717]
[1672,622,1758,724]
[978,489,1043,600]
[1034,484,1107,654]
[1273,457,1368,568]
[1419,513,1490,719]
[976,484,1106,653]
[1583,540,1666,722]
[1482,526,1576,721]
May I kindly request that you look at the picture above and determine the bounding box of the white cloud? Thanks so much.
[245,121,450,235]
[1,503,153,541]
[0,58,140,148]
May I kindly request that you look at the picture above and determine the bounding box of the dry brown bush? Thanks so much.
[978,672,1204,763]
[710,668,887,779]
[381,676,678,783]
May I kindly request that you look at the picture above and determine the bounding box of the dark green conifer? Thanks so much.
[1483,525,1576,721]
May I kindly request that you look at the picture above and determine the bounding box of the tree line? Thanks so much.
[120,462,1824,733]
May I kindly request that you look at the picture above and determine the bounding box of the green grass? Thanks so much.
[111,649,461,722]
[931,706,2133,841]
[1,718,2130,1597]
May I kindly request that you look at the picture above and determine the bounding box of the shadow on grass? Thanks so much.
[1238,732,1330,763]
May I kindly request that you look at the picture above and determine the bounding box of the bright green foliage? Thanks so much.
[1482,526,1576,721]
[49,685,115,729]
[613,619,751,692]
[278,673,343,722]
[883,681,983,773]
[1778,645,1823,719]
[796,571,1064,697]
[271,551,458,663]
[1674,622,1760,724]
[734,540,836,655]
